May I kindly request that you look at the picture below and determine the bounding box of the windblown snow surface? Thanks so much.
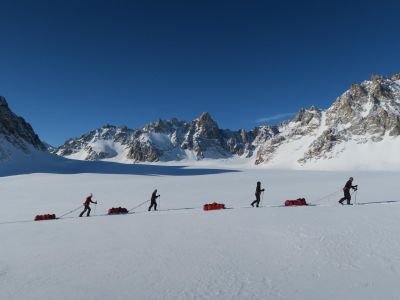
[1,161,400,300]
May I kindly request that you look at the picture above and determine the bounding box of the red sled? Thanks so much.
[108,207,129,215]
[203,202,225,211]
[284,198,307,206]
[34,214,57,221]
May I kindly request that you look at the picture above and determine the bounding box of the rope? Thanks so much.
[0,219,35,225]
[312,189,342,204]
[128,200,150,212]
[58,205,83,219]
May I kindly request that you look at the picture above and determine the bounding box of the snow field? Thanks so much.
[1,168,400,299]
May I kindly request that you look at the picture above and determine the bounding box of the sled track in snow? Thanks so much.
[0,201,399,226]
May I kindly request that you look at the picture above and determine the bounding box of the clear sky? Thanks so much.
[0,0,399,146]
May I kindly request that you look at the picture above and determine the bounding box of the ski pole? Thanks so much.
[261,191,265,207]
[94,203,97,215]
[159,195,161,210]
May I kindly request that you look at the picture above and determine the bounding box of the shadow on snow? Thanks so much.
[0,155,240,177]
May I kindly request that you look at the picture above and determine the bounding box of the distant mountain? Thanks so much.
[53,72,400,170]
[0,96,46,161]
[53,112,279,162]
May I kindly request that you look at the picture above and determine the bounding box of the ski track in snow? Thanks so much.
[1,168,400,299]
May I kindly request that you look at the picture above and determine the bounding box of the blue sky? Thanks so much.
[0,0,399,146]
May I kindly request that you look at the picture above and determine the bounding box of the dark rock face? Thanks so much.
[127,140,161,162]
[0,96,46,160]
[326,76,400,138]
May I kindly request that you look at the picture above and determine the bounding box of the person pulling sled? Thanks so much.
[251,181,265,207]
[339,177,358,205]
[148,189,160,211]
[79,193,98,217]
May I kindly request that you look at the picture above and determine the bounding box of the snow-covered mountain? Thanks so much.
[53,112,278,163]
[255,73,400,169]
[53,72,400,169]
[0,96,46,161]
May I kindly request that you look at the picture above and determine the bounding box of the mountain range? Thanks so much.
[1,72,400,170]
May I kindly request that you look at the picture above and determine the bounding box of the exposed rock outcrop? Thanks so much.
[0,96,46,160]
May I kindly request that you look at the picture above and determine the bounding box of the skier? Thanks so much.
[339,177,358,205]
[79,193,97,217]
[251,181,265,207]
[148,189,160,211]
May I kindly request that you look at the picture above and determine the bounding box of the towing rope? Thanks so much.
[312,189,342,204]
[58,205,83,219]
[128,200,150,212]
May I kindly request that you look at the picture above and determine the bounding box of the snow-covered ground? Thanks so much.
[1,165,400,299]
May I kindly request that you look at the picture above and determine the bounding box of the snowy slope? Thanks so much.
[256,111,400,171]
[1,169,400,300]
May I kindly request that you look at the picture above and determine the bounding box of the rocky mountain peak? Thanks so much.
[0,96,46,159]
[153,118,166,129]
[293,106,322,125]
[0,96,8,106]
[143,117,187,134]
[197,112,217,126]
[392,73,400,81]
[370,79,390,99]
[195,112,219,138]
[349,83,367,98]
[371,74,385,82]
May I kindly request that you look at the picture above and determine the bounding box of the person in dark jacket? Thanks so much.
[339,177,358,205]
[148,189,160,211]
[79,193,97,217]
[251,181,265,207]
